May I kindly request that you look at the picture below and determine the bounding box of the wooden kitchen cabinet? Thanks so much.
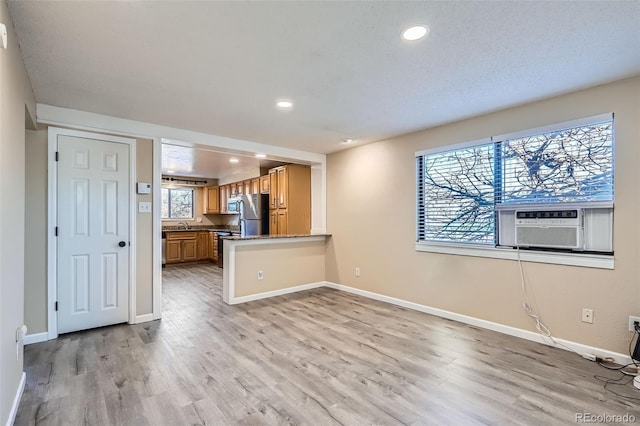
[203,186,220,214]
[269,170,278,209]
[220,185,229,213]
[197,232,210,259]
[165,239,182,263]
[260,175,269,194]
[182,239,198,261]
[269,165,310,235]
[165,231,212,265]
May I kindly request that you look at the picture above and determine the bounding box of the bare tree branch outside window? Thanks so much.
[161,188,194,219]
[418,121,613,244]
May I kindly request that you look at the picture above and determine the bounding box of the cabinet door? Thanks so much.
[210,233,217,261]
[166,240,182,263]
[204,186,220,214]
[182,239,198,261]
[243,180,251,195]
[220,185,228,213]
[250,178,259,195]
[270,211,279,235]
[197,232,209,259]
[277,210,288,235]
[277,167,287,208]
[269,171,278,209]
[260,175,269,194]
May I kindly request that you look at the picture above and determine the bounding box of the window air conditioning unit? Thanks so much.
[514,209,583,250]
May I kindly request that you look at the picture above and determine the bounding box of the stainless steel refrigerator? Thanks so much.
[237,194,266,236]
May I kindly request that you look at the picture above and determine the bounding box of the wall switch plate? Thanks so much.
[355,267,360,277]
[629,316,640,332]
[581,308,594,324]
[138,202,152,213]
[257,271,264,280]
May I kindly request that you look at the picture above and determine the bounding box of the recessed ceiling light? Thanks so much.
[276,100,293,109]
[229,158,239,164]
[255,154,267,159]
[340,138,356,145]
[402,25,429,41]
[166,170,176,174]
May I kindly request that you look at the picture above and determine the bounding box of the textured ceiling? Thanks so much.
[8,1,640,154]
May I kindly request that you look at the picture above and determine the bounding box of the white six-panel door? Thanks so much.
[56,134,130,334]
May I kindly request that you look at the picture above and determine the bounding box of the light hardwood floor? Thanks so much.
[16,264,640,425]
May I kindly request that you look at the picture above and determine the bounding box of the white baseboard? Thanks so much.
[6,371,26,426]
[323,281,631,366]
[231,282,326,304]
[23,332,48,345]
[135,313,155,324]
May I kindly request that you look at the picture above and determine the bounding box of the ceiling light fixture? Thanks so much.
[340,138,356,145]
[276,100,293,109]
[229,158,239,164]
[255,154,267,159]
[166,170,176,174]
[402,25,429,41]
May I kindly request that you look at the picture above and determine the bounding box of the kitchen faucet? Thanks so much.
[178,221,190,230]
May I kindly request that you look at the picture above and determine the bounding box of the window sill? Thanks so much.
[415,243,613,269]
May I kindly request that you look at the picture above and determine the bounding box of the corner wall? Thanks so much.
[326,76,640,355]
[0,1,36,423]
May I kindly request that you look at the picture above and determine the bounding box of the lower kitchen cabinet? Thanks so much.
[165,231,213,265]
[197,232,210,259]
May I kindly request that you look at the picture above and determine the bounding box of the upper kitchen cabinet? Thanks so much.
[220,184,230,213]
[260,175,269,194]
[251,178,260,195]
[269,165,311,235]
[203,186,220,214]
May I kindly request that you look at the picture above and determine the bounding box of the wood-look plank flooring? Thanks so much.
[16,264,640,425]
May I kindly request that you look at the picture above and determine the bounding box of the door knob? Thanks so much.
[118,241,127,247]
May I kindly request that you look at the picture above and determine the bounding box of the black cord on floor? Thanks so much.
[594,325,640,401]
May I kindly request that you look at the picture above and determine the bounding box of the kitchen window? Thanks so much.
[161,187,194,220]
[416,113,614,267]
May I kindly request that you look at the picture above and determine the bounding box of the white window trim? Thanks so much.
[415,242,613,269]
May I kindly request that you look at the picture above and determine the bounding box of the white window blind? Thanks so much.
[498,119,613,205]
[417,143,495,244]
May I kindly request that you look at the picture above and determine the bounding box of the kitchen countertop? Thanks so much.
[163,226,239,233]
[220,233,331,241]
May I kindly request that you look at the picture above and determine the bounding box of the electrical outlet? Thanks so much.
[355,267,360,277]
[629,316,640,332]
[581,308,594,324]
[257,271,264,280]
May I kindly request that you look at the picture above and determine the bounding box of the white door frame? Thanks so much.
[47,127,137,339]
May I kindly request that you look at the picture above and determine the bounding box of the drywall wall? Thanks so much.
[326,76,640,355]
[24,129,48,334]
[0,1,36,423]
[234,240,326,297]
[136,139,154,316]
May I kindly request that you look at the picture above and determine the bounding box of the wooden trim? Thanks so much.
[152,138,162,320]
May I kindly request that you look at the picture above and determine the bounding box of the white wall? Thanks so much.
[0,2,36,424]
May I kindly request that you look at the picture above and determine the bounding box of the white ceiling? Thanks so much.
[8,1,640,154]
[162,143,284,179]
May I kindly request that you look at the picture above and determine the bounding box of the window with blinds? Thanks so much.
[416,114,614,247]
